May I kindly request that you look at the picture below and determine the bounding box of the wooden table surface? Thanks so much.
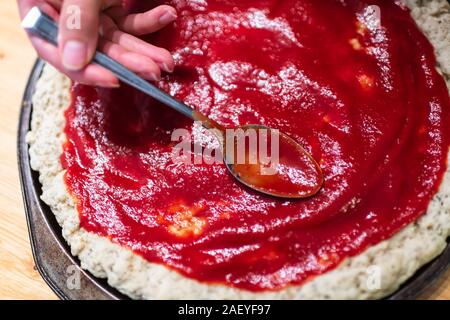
[0,0,448,300]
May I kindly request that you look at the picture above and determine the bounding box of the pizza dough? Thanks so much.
[27,0,450,299]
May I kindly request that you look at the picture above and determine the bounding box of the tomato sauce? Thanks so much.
[61,0,450,290]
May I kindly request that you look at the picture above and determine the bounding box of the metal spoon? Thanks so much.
[22,7,324,199]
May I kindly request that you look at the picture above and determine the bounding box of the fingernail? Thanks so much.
[62,40,87,71]
[162,62,174,73]
[99,81,120,88]
[150,73,161,81]
[159,11,177,24]
[109,82,120,88]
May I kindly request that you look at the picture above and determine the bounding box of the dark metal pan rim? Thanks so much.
[18,59,450,300]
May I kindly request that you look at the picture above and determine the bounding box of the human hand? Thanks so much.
[18,0,177,87]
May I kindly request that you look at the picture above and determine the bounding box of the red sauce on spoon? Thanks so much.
[229,127,323,198]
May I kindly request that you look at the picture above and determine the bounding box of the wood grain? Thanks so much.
[0,0,448,300]
[0,0,56,299]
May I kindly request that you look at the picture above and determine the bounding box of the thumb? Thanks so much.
[58,0,102,71]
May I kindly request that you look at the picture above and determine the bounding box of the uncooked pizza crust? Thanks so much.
[27,0,450,299]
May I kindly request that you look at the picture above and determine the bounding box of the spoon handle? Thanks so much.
[95,53,195,119]
[22,7,196,120]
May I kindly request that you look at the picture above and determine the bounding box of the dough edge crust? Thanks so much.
[26,0,450,299]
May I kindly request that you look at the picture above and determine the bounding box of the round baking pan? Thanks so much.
[18,59,450,300]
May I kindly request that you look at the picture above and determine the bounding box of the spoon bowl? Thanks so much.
[223,124,324,199]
